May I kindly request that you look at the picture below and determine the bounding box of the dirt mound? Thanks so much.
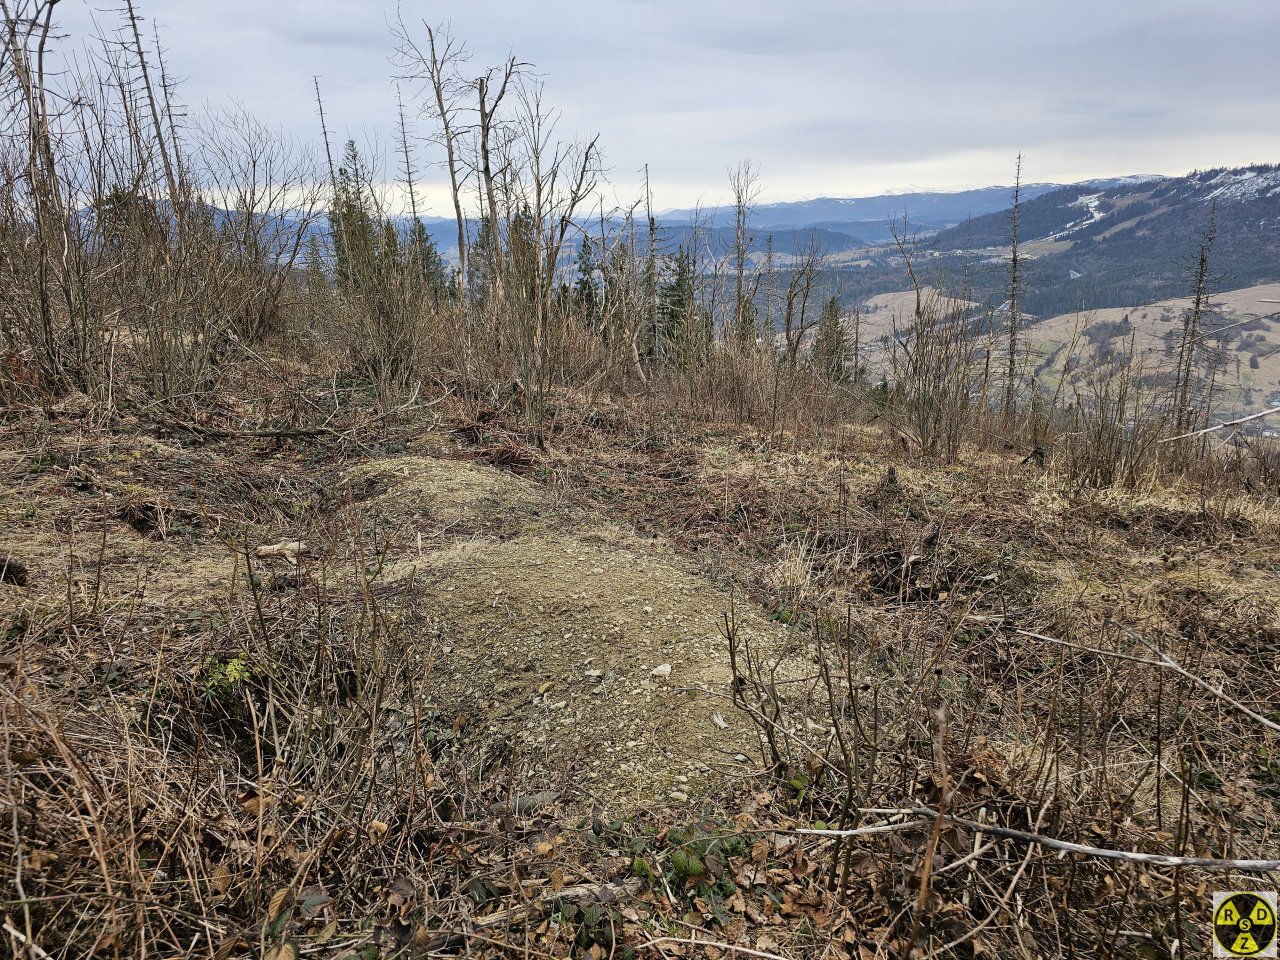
[342,453,545,536]
[362,454,801,814]
[0,438,240,609]
[2,430,804,816]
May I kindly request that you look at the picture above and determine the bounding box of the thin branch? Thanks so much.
[640,935,793,960]
[1159,404,1280,443]
[796,810,1280,871]
[1018,628,1280,734]
[791,818,929,839]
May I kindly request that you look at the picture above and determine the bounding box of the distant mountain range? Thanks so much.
[922,163,1280,316]
[393,175,1169,258]
[656,177,1163,245]
[335,164,1280,324]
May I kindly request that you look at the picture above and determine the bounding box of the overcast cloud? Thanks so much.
[50,0,1280,211]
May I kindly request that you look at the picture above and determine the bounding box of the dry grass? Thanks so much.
[3,380,1279,959]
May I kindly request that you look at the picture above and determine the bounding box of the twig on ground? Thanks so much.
[1018,628,1280,734]
[639,935,793,960]
[798,810,1280,871]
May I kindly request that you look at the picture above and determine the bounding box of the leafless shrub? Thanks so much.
[0,2,318,408]
[1050,337,1171,488]
[885,284,980,464]
[0,528,531,957]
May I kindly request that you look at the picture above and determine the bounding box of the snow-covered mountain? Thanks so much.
[934,164,1279,250]
[924,163,1280,317]
[658,177,1167,244]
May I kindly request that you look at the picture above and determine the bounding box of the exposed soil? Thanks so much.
[1,413,811,817]
[336,450,810,813]
[5,394,1280,960]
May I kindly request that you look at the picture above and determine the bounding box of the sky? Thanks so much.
[48,0,1280,213]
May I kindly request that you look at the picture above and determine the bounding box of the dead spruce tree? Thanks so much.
[1002,153,1024,426]
[729,159,761,345]
[1172,203,1220,434]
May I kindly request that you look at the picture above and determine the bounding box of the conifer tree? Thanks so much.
[811,295,847,381]
[330,140,378,289]
[467,214,497,301]
[659,243,698,359]
[406,218,451,300]
[574,235,600,320]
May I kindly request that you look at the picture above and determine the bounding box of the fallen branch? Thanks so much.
[1131,632,1280,735]
[792,819,928,839]
[793,804,1280,871]
[3,920,52,960]
[1018,628,1280,734]
[1159,404,1280,443]
[640,935,793,960]
[924,801,1050,959]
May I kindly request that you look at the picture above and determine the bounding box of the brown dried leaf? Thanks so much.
[25,849,59,871]
[756,934,782,954]
[210,862,232,895]
[298,883,333,918]
[91,924,122,955]
[239,787,277,816]
[386,874,417,911]
[267,886,292,923]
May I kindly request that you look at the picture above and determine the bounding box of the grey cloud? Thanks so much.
[43,0,1280,206]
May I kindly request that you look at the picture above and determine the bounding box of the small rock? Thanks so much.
[668,791,689,802]
[256,540,308,562]
[650,664,672,679]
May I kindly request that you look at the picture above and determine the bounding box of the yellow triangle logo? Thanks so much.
[1232,932,1259,954]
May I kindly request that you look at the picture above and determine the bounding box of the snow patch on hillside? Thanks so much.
[1039,193,1106,242]
[1196,168,1280,203]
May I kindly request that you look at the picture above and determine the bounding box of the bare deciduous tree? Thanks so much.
[781,231,825,367]
[475,55,521,295]
[729,159,761,344]
[394,19,471,297]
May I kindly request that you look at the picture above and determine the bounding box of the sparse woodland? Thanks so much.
[1,3,1279,959]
